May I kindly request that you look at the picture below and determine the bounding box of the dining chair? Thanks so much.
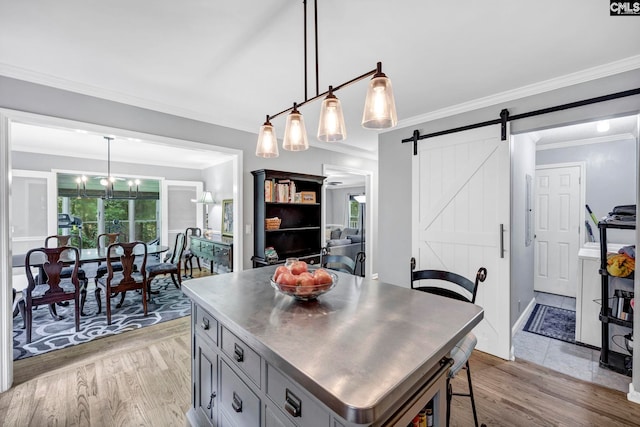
[146,233,186,291]
[94,232,123,283]
[24,246,82,343]
[183,227,202,278]
[95,241,148,325]
[44,234,89,315]
[410,259,487,427]
[12,288,25,329]
[320,250,357,275]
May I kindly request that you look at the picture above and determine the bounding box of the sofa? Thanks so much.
[325,227,365,268]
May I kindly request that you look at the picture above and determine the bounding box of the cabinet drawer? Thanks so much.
[220,360,261,427]
[194,304,218,345]
[265,404,295,427]
[201,241,214,254]
[266,363,329,427]
[221,327,261,387]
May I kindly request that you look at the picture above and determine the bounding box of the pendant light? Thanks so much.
[317,86,346,142]
[362,62,397,129]
[255,115,279,158]
[282,103,309,151]
[255,1,398,158]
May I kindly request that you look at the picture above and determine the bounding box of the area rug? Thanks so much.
[12,276,191,360]
[523,303,575,344]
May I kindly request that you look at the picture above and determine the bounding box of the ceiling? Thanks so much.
[11,122,234,169]
[1,1,639,157]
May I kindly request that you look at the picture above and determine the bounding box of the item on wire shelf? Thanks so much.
[612,289,634,321]
[607,252,635,278]
[603,204,636,225]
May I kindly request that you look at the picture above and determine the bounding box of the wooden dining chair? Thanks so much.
[410,259,487,427]
[95,241,148,325]
[24,246,82,343]
[44,234,89,315]
[146,233,186,290]
[183,227,202,278]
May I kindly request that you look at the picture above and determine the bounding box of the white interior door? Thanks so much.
[412,125,511,360]
[10,170,57,254]
[161,180,203,248]
[10,170,57,290]
[534,164,581,297]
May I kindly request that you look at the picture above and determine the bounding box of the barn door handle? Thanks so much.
[499,224,505,258]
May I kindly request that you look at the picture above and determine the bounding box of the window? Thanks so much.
[347,194,365,231]
[57,173,160,246]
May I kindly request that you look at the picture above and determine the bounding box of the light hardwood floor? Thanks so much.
[4,313,640,425]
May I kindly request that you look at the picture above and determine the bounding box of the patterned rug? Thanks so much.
[12,276,191,360]
[524,303,576,344]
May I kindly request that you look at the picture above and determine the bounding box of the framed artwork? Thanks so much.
[222,199,233,237]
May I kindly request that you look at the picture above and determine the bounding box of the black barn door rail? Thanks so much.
[401,87,640,155]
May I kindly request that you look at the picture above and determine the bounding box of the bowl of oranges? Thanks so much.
[270,258,337,301]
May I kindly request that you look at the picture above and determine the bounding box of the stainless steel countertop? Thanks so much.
[183,266,483,424]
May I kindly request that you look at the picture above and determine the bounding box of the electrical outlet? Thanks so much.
[245,224,252,234]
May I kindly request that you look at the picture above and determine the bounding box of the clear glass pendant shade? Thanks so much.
[317,87,346,142]
[255,117,279,158]
[362,64,397,129]
[282,104,309,151]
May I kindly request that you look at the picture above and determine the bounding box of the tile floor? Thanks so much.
[513,291,631,393]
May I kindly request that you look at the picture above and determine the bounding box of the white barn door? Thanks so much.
[412,125,511,360]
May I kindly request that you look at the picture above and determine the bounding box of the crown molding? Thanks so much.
[389,55,640,131]
[535,132,635,151]
[0,63,225,125]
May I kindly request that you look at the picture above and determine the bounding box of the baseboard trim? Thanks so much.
[512,297,536,337]
[509,298,536,361]
[628,383,640,404]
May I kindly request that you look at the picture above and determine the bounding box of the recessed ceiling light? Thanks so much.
[596,120,610,132]
[75,129,88,134]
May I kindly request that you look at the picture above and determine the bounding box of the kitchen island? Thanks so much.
[183,266,483,427]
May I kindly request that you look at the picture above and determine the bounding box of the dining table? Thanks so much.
[12,244,170,267]
[12,243,170,320]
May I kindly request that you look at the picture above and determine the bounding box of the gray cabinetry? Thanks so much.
[185,267,483,426]
[194,337,218,426]
[193,304,220,426]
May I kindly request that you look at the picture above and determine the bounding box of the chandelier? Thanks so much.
[255,0,397,158]
[76,136,141,200]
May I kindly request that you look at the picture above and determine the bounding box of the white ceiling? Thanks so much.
[1,0,639,157]
[10,122,234,169]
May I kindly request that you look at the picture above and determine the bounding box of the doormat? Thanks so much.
[523,303,576,344]
[12,276,192,360]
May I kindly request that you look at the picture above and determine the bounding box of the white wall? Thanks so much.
[510,132,536,325]
[202,160,234,233]
[12,151,204,182]
[537,137,637,244]
[326,186,365,227]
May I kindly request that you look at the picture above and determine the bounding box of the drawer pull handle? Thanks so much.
[234,343,244,362]
[285,389,302,418]
[201,318,210,331]
[232,392,243,413]
[207,391,216,410]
